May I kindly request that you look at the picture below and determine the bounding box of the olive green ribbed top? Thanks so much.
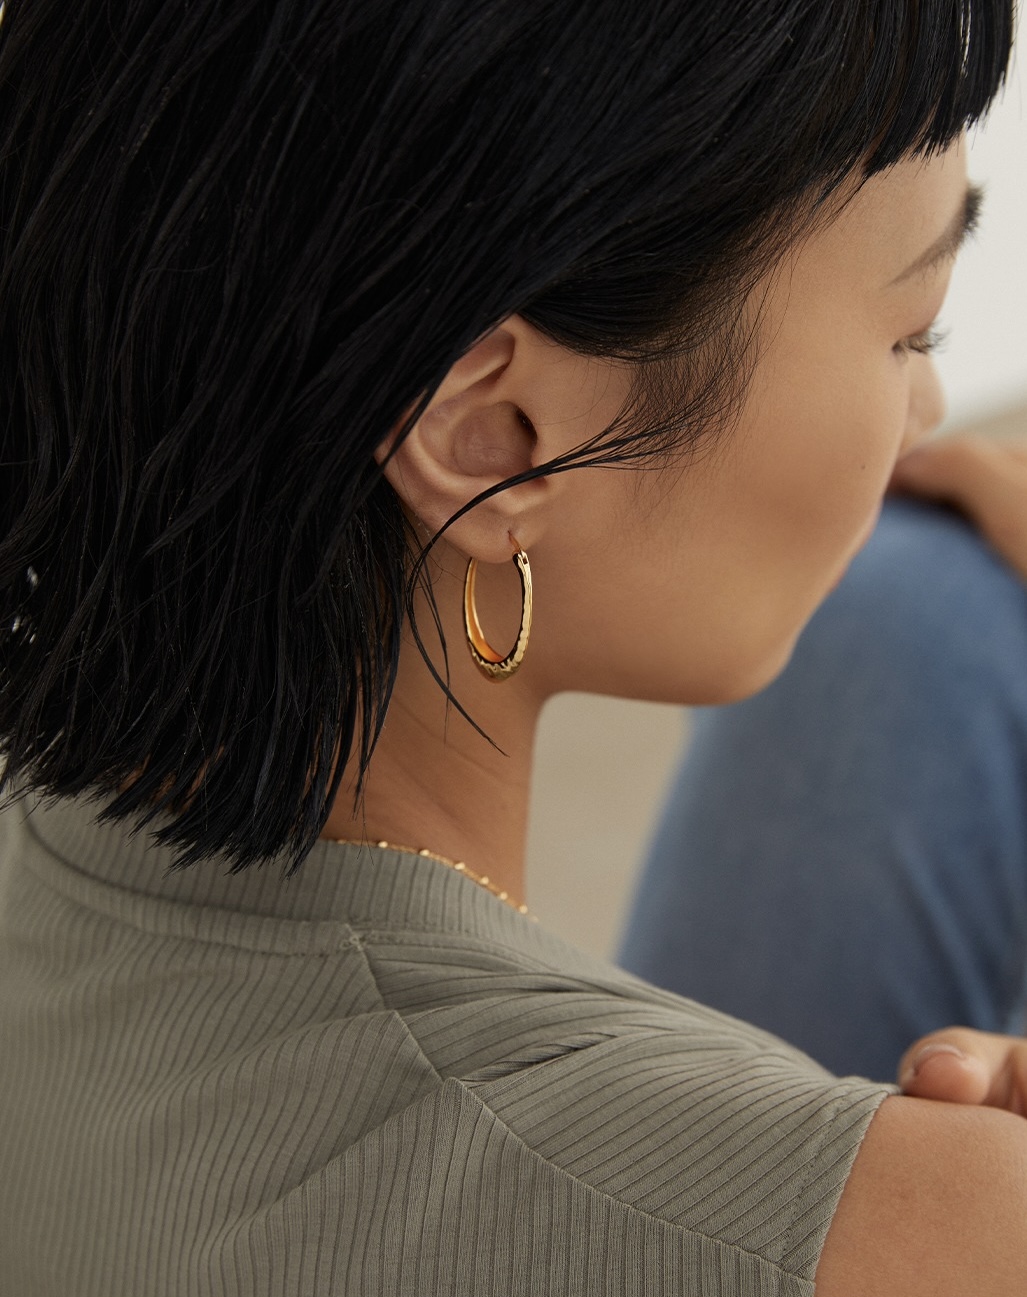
[0,789,892,1296]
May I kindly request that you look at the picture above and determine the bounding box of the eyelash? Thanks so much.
[895,325,949,358]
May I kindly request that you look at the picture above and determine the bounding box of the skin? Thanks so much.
[322,140,1027,1291]
[323,143,961,898]
[892,427,1027,571]
[900,1027,1027,1115]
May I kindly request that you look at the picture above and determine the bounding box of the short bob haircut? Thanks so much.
[0,0,1015,875]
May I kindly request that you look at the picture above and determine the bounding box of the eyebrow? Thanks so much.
[890,181,985,286]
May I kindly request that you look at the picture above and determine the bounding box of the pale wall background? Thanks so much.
[526,49,1027,960]
[939,44,1027,422]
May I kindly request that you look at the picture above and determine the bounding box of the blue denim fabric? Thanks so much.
[617,498,1027,1083]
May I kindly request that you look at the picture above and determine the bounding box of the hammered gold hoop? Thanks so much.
[463,544,532,682]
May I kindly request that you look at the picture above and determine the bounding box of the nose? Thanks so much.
[900,356,947,457]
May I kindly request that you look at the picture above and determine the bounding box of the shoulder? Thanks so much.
[458,1017,889,1279]
[817,1094,1027,1296]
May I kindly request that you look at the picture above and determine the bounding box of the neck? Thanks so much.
[321,545,545,910]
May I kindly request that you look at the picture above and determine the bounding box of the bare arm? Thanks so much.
[890,399,1027,581]
[816,1095,1027,1295]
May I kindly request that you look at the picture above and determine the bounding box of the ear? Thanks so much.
[374,317,564,562]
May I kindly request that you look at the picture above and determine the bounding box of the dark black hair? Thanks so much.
[0,0,1015,874]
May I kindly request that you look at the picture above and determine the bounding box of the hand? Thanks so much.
[890,433,1027,583]
[898,1026,1027,1117]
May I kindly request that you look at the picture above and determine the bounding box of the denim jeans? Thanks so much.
[617,498,1027,1083]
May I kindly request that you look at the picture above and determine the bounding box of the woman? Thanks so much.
[0,2,1023,1294]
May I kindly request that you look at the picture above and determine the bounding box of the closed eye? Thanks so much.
[894,325,950,358]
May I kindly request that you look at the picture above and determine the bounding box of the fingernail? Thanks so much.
[900,1042,968,1088]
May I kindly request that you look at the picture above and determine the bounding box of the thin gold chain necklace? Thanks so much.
[325,837,537,920]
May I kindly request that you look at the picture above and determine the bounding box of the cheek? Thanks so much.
[678,349,910,688]
[750,347,909,553]
[529,350,912,706]
[905,355,946,449]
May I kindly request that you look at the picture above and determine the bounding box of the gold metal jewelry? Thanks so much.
[463,540,532,682]
[325,837,536,919]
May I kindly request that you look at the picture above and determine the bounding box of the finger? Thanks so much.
[899,1042,991,1105]
[898,1028,1022,1110]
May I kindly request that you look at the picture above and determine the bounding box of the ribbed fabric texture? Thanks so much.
[0,789,893,1296]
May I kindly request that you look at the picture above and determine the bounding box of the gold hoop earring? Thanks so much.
[463,540,532,682]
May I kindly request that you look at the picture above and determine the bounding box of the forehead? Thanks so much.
[748,140,970,353]
[815,141,970,283]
